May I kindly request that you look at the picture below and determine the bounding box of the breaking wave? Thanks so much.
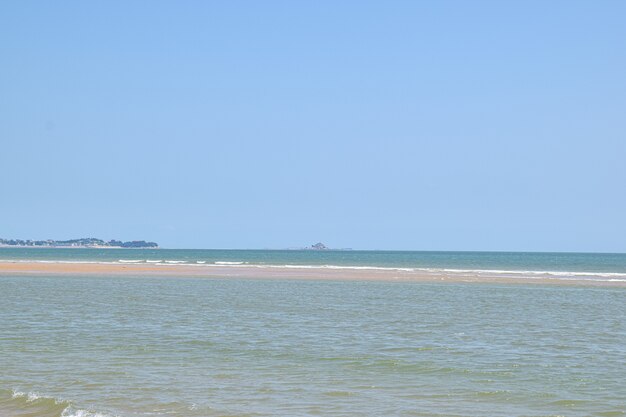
[2,258,626,282]
[1,389,116,417]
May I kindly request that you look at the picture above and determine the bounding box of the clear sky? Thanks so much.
[1,1,625,251]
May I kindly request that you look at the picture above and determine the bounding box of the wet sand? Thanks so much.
[0,261,625,287]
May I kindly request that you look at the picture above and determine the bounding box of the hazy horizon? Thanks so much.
[2,238,626,255]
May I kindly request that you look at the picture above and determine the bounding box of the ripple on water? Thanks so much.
[1,276,625,417]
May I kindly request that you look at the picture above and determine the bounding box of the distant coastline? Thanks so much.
[0,237,158,249]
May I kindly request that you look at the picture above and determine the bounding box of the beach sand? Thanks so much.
[0,261,624,287]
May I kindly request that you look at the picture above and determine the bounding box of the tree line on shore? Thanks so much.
[0,237,158,248]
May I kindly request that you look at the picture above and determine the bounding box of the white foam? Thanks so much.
[11,389,25,398]
[2,258,625,282]
[9,390,117,417]
[62,408,116,417]
[11,389,65,405]
[415,267,626,279]
[197,263,626,281]
[10,390,42,402]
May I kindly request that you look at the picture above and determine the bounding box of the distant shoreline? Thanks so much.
[0,237,158,249]
[0,245,158,249]
[0,261,624,287]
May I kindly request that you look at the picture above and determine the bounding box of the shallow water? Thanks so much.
[1,275,625,416]
[2,247,626,274]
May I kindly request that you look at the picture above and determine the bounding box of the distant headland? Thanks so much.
[300,243,352,250]
[307,242,329,250]
[0,237,159,248]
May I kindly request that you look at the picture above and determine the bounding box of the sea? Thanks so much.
[1,248,625,416]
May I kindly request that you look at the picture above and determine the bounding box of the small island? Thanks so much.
[0,237,159,248]
[308,242,329,250]
[295,243,352,250]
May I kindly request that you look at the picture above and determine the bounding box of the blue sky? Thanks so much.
[1,1,625,251]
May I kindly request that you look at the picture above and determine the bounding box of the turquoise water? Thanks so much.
[2,248,626,274]
[1,274,625,417]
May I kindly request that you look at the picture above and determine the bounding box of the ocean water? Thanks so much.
[1,275,625,417]
[2,248,626,276]
[1,250,626,416]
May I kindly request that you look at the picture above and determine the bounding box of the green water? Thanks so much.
[1,275,624,416]
[2,247,626,275]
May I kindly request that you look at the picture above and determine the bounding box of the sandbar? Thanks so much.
[0,261,625,287]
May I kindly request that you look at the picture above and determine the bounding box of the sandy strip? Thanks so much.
[0,261,625,287]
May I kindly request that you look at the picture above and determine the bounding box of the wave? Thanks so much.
[418,267,626,279]
[1,389,115,417]
[2,259,626,281]
[208,263,626,279]
[205,263,626,281]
